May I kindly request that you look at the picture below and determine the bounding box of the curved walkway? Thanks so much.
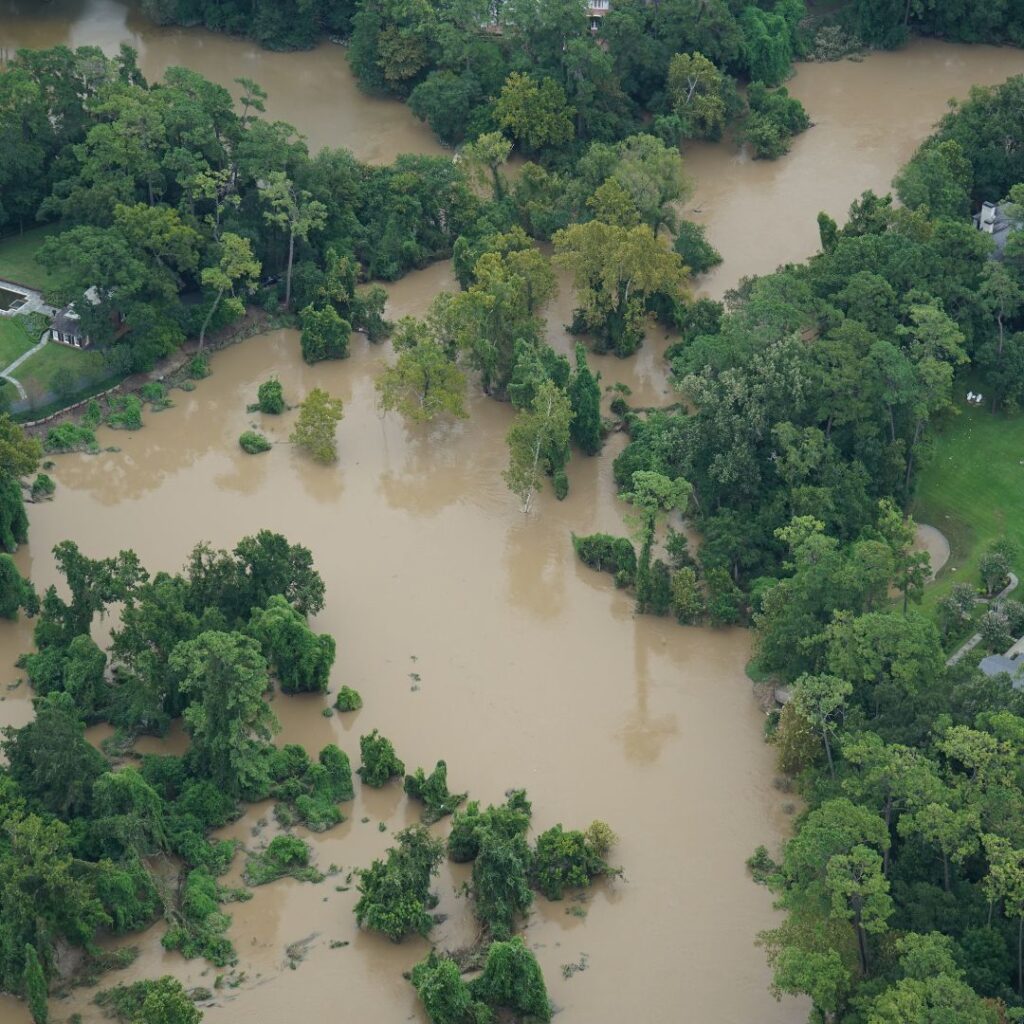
[0,330,48,400]
[946,572,1020,666]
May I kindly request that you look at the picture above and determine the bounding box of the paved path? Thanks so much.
[0,330,48,401]
[946,572,1020,666]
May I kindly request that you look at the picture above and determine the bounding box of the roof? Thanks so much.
[975,202,1022,257]
[52,307,85,337]
[978,653,1024,689]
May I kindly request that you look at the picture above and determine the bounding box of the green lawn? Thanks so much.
[912,404,1024,612]
[0,318,36,369]
[0,226,61,292]
[16,341,104,397]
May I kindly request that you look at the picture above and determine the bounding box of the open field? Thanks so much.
[912,405,1024,613]
[0,226,61,292]
[15,340,104,398]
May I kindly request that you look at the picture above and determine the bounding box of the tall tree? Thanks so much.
[260,171,327,309]
[197,232,260,351]
[503,381,573,513]
[290,388,344,463]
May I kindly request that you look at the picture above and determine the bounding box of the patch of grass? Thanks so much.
[0,318,36,368]
[17,340,104,396]
[912,406,1024,613]
[0,226,62,291]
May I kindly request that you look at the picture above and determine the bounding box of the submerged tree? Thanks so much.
[290,388,344,463]
[503,381,573,513]
[376,339,467,423]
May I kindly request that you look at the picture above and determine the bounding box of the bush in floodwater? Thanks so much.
[469,937,551,1022]
[95,977,201,1024]
[44,422,97,453]
[161,868,249,966]
[239,430,271,454]
[187,355,210,380]
[472,829,533,939]
[410,953,491,1024]
[30,473,55,501]
[334,685,362,711]
[244,835,322,886]
[270,743,353,832]
[553,469,568,501]
[571,533,636,587]
[404,760,467,824]
[532,824,612,900]
[447,791,532,864]
[106,395,143,430]
[139,381,172,410]
[257,378,285,414]
[355,825,444,942]
[358,730,405,787]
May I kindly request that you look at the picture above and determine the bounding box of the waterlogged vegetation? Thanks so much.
[1,2,1024,1023]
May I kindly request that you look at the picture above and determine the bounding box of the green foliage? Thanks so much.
[472,829,533,940]
[410,953,492,1024]
[673,221,723,276]
[257,378,285,415]
[567,344,602,456]
[469,938,551,1022]
[43,423,98,454]
[358,730,405,787]
[162,868,249,966]
[670,567,705,624]
[572,533,637,587]
[741,83,811,160]
[299,304,350,363]
[532,824,612,901]
[187,356,210,380]
[244,835,322,886]
[106,395,143,431]
[94,977,202,1024]
[247,594,335,694]
[238,430,271,454]
[0,553,36,620]
[504,381,573,513]
[270,743,353,831]
[448,791,532,864]
[30,473,55,501]
[23,944,47,1024]
[354,825,444,942]
[404,761,467,824]
[334,686,362,711]
[290,388,344,463]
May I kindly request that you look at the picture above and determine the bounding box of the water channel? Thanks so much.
[0,4,1023,1022]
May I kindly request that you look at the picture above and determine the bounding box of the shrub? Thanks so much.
[257,378,285,414]
[271,743,353,832]
[448,791,532,863]
[187,355,210,379]
[354,825,444,942]
[106,395,143,430]
[82,400,103,428]
[532,824,610,900]
[670,567,705,624]
[358,730,405,787]
[239,430,271,454]
[584,820,617,856]
[299,304,351,364]
[740,83,811,160]
[572,533,636,586]
[746,845,779,885]
[139,381,172,410]
[772,701,821,776]
[552,469,568,500]
[673,221,723,275]
[23,944,47,1024]
[94,977,201,1024]
[43,423,97,453]
[410,952,491,1024]
[1002,598,1024,638]
[472,830,533,939]
[979,610,1013,653]
[469,938,551,1022]
[404,760,467,823]
[244,835,322,886]
[334,686,363,711]
[161,868,249,966]
[30,473,55,501]
[979,546,1011,596]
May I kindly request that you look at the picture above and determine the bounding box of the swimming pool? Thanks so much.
[0,286,27,312]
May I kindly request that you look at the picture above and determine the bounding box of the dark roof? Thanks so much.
[51,307,85,338]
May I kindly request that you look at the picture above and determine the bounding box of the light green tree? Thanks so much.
[494,72,575,154]
[260,171,327,309]
[825,845,894,976]
[461,131,512,201]
[290,389,344,464]
[197,232,260,351]
[503,380,573,513]
[792,673,852,778]
[376,340,467,423]
[666,52,731,140]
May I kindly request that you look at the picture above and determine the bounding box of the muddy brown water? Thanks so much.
[1,5,1023,1021]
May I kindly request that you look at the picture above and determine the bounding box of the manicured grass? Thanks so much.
[912,404,1024,613]
[0,318,36,369]
[16,341,104,398]
[0,226,61,292]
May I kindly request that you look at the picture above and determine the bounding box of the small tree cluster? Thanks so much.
[244,835,321,886]
[358,730,405,787]
[404,760,467,824]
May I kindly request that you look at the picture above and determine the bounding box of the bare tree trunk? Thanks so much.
[198,288,224,352]
[285,228,296,309]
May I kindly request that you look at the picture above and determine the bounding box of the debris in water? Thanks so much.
[561,954,589,979]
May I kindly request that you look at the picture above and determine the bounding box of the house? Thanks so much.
[587,0,610,32]
[974,201,1020,259]
[49,287,107,349]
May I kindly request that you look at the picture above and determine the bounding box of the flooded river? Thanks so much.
[0,3,1022,1022]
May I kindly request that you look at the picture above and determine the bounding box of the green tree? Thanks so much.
[791,674,852,778]
[299,304,351,363]
[471,829,533,939]
[22,945,47,1024]
[0,555,36,621]
[290,388,344,463]
[247,594,336,694]
[461,131,512,201]
[494,73,575,154]
[257,378,285,414]
[611,133,692,236]
[469,937,550,1022]
[410,953,489,1024]
[825,845,894,976]
[197,232,260,351]
[981,834,1024,998]
[376,340,467,423]
[503,380,573,513]
[260,171,327,309]
[666,52,732,140]
[358,730,405,787]
[554,220,687,356]
[567,343,602,455]
[170,631,280,799]
[0,415,42,553]
[893,139,973,220]
[622,471,692,614]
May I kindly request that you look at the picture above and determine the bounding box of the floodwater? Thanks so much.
[0,0,444,162]
[0,4,1022,1022]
